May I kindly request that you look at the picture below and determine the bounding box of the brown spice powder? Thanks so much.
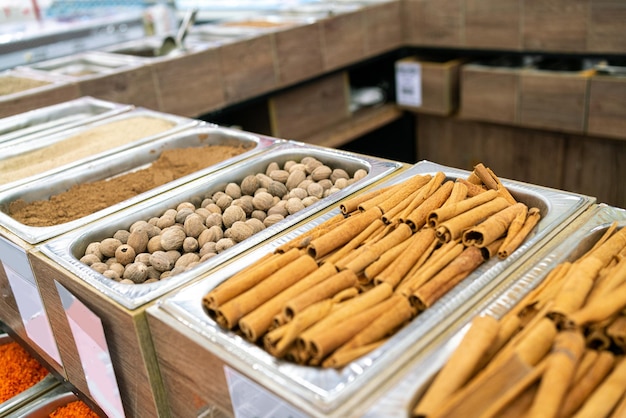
[9,144,250,227]
[0,75,50,96]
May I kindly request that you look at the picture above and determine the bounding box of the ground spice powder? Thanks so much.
[49,400,100,418]
[0,341,49,403]
[9,144,250,227]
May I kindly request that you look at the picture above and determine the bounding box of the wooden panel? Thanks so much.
[416,114,566,190]
[587,76,626,139]
[273,22,324,86]
[363,1,403,56]
[152,48,225,117]
[402,0,464,47]
[269,72,350,140]
[464,0,521,50]
[562,135,626,208]
[518,71,589,133]
[588,0,626,53]
[29,252,168,418]
[459,66,519,124]
[320,10,366,71]
[522,0,589,52]
[146,309,234,417]
[219,35,277,104]
[77,65,159,110]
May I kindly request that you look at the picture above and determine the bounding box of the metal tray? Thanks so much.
[153,160,594,416]
[0,123,279,245]
[367,203,624,417]
[0,108,197,192]
[38,142,401,310]
[0,97,132,149]
[0,69,70,100]
[0,334,60,417]
[8,385,83,418]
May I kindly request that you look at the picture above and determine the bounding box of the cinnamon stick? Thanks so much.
[462,202,528,248]
[497,207,541,259]
[404,180,455,231]
[436,197,511,243]
[427,189,499,228]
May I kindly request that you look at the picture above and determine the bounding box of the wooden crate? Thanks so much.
[269,71,350,140]
[402,0,464,48]
[0,70,79,118]
[588,1,626,54]
[587,74,626,139]
[464,0,522,50]
[518,62,592,133]
[396,55,465,115]
[219,34,277,104]
[29,251,167,418]
[459,63,520,124]
[362,1,403,57]
[320,9,366,71]
[151,48,225,117]
[273,21,324,87]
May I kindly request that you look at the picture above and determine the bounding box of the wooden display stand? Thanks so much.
[587,73,626,140]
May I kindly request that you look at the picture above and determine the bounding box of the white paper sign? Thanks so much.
[224,366,308,418]
[395,60,422,107]
[0,238,61,364]
[56,282,125,418]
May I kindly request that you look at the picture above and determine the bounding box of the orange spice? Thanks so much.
[49,400,100,418]
[0,341,49,403]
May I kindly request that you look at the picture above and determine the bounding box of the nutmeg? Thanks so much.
[123,262,148,284]
[252,192,274,211]
[175,207,195,224]
[184,213,206,238]
[84,242,103,261]
[285,198,305,215]
[265,161,280,176]
[127,230,149,254]
[160,227,186,251]
[215,238,235,253]
[112,230,130,245]
[175,252,200,269]
[115,244,136,266]
[227,221,254,243]
[90,262,108,274]
[183,237,199,253]
[354,168,367,181]
[149,251,173,272]
[225,182,242,199]
[286,169,306,190]
[100,238,123,258]
[267,180,288,198]
[222,205,246,228]
[263,214,284,227]
[331,168,350,184]
[241,175,260,195]
[311,165,332,181]
[269,169,289,184]
[245,218,265,234]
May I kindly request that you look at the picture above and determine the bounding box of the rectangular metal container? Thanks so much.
[38,141,401,310]
[0,123,278,245]
[18,51,146,79]
[0,96,131,148]
[370,203,625,417]
[0,333,60,417]
[148,160,594,417]
[9,384,105,418]
[0,107,196,191]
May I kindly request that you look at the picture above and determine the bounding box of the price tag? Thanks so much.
[0,238,61,364]
[56,282,125,418]
[395,60,422,108]
[224,366,308,418]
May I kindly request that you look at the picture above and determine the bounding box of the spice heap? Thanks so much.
[49,400,100,418]
[413,223,626,418]
[203,163,541,368]
[0,75,49,96]
[9,143,251,227]
[79,157,367,284]
[0,340,49,403]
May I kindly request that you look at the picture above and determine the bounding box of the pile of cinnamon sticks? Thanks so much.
[413,223,626,418]
[203,163,541,368]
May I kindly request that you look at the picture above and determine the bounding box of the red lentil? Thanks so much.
[49,400,100,418]
[0,341,49,403]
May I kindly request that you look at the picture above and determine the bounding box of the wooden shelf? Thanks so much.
[303,103,404,149]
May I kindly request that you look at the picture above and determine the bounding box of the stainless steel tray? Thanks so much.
[8,384,81,418]
[153,160,594,416]
[0,96,131,148]
[0,123,279,245]
[365,203,624,417]
[0,69,71,100]
[38,142,401,310]
[0,108,197,191]
[0,334,60,417]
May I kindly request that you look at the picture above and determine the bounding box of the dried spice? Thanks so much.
[49,400,100,418]
[0,341,49,403]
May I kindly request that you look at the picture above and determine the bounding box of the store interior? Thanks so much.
[1,1,626,417]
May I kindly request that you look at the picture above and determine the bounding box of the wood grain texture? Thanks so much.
[522,0,589,52]
[460,66,519,124]
[415,114,566,191]
[402,0,464,47]
[464,0,521,50]
[28,251,168,418]
[269,71,350,140]
[518,71,589,133]
[562,134,626,207]
[588,0,626,53]
[320,10,366,71]
[77,65,159,110]
[147,308,234,417]
[363,1,403,56]
[152,48,225,117]
[219,35,277,104]
[587,76,626,139]
[273,22,324,86]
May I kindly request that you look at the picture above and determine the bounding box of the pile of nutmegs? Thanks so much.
[79,157,367,284]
